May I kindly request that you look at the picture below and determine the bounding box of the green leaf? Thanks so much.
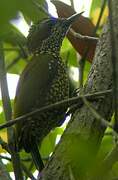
[83,61,91,84]
[2,41,27,74]
[112,162,118,179]
[18,0,48,23]
[0,100,5,124]
[40,127,64,158]
[0,0,48,26]
[6,55,27,75]
[61,38,78,67]
[0,23,26,46]
[90,0,102,15]
[0,99,14,124]
[6,161,13,172]
[0,0,18,25]
[97,132,114,161]
[19,150,34,171]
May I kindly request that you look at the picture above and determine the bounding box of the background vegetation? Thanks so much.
[0,0,117,179]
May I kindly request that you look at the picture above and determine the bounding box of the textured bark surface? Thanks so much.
[40,0,118,179]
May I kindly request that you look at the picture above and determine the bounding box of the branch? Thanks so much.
[0,137,10,153]
[21,163,36,180]
[0,89,112,130]
[0,42,23,179]
[82,96,117,136]
[0,155,36,180]
[6,55,21,70]
[70,28,99,42]
[70,0,74,9]
[0,47,21,51]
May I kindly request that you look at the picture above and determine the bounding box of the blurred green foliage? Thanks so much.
[90,0,102,15]
[0,0,114,179]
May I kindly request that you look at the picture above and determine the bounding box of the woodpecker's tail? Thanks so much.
[30,140,44,171]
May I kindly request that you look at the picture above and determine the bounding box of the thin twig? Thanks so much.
[0,155,36,180]
[17,43,28,59]
[94,0,108,33]
[6,43,28,71]
[82,96,118,137]
[0,155,11,161]
[70,28,99,42]
[68,165,76,180]
[21,163,36,180]
[0,89,112,130]
[0,137,10,153]
[6,55,21,71]
[108,0,118,131]
[70,0,74,9]
[0,154,32,162]
[0,43,13,136]
[0,48,21,51]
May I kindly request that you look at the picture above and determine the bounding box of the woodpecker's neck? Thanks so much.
[38,31,65,57]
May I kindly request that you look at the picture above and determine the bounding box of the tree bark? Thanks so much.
[40,0,118,179]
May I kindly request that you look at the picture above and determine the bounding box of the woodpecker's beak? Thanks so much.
[65,12,83,26]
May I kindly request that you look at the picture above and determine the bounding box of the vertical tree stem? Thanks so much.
[0,42,23,180]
